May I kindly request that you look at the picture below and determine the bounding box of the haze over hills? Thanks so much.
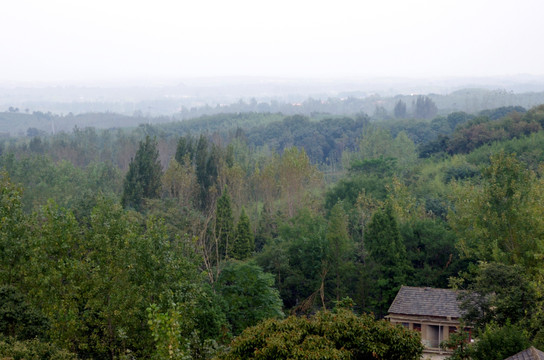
[1,75,544,117]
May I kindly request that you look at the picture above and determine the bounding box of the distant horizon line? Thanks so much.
[1,74,544,88]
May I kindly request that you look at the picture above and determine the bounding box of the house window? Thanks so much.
[449,326,457,334]
[413,323,421,332]
[401,322,410,328]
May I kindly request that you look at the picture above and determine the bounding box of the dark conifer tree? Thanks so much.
[326,202,350,301]
[364,203,411,316]
[394,99,407,119]
[413,95,438,119]
[174,135,195,164]
[121,136,162,210]
[215,187,234,259]
[195,134,218,209]
[232,208,253,260]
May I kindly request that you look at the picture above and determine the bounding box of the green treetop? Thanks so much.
[232,207,254,260]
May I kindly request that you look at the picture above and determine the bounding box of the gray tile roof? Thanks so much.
[388,286,462,318]
[505,347,544,360]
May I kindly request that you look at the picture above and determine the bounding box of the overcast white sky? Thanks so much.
[1,0,543,84]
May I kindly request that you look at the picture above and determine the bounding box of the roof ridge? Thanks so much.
[401,285,456,291]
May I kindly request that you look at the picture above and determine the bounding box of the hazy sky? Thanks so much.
[1,0,543,84]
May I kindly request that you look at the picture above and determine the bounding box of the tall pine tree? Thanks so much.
[121,136,162,210]
[232,208,253,260]
[215,187,234,260]
[326,202,351,301]
[364,203,411,316]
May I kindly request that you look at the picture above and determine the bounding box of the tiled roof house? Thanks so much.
[386,286,469,360]
[505,347,544,360]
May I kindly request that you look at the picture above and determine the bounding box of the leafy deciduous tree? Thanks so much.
[216,309,423,360]
[215,261,283,335]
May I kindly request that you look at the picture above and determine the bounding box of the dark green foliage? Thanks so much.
[175,135,195,163]
[121,135,162,210]
[28,136,46,153]
[195,134,221,209]
[246,114,368,163]
[146,282,228,360]
[232,208,253,260]
[215,261,283,335]
[206,145,221,191]
[414,96,438,119]
[479,106,526,120]
[418,135,449,158]
[325,157,396,211]
[394,99,407,119]
[164,112,285,138]
[349,157,397,177]
[326,203,352,301]
[0,173,27,285]
[364,203,411,316]
[365,203,406,268]
[400,219,462,288]
[443,162,480,183]
[416,107,540,157]
[254,206,280,252]
[466,130,544,169]
[216,188,235,259]
[523,104,544,127]
[441,330,473,360]
[471,322,531,360]
[196,134,210,207]
[0,286,48,340]
[458,263,538,330]
[216,309,424,360]
[257,210,328,309]
[447,112,542,154]
[325,175,389,210]
[446,111,472,130]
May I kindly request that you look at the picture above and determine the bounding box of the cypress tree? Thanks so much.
[232,208,253,260]
[364,203,411,316]
[326,202,350,300]
[121,136,162,210]
[174,135,195,164]
[195,134,220,209]
[216,187,234,259]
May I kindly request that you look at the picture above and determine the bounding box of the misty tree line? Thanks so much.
[2,87,544,134]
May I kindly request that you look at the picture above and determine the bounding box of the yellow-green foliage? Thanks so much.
[215,310,423,360]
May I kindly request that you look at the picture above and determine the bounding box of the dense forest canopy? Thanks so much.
[1,98,544,359]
